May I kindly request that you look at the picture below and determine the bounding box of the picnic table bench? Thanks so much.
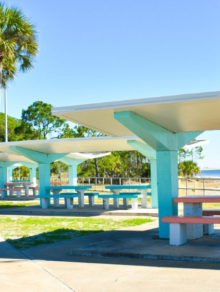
[105,185,151,208]
[98,192,141,210]
[163,216,220,246]
[39,193,79,209]
[40,189,99,209]
[46,185,92,207]
[163,195,220,246]
[5,182,33,196]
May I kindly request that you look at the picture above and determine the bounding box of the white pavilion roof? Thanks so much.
[0,136,140,164]
[53,91,220,135]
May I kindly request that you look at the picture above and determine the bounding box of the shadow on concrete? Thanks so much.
[1,225,220,270]
[0,205,157,217]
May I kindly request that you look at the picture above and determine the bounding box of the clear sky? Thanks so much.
[2,0,220,169]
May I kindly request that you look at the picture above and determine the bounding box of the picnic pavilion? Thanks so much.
[53,91,220,238]
[0,135,156,200]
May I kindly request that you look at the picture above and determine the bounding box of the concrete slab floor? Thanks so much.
[22,222,220,264]
[1,223,220,291]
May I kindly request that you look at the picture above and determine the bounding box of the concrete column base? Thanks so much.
[41,198,49,209]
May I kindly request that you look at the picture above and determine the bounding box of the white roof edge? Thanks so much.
[0,136,140,148]
[53,91,220,114]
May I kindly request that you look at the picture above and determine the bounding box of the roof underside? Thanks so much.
[53,91,220,135]
[0,137,139,159]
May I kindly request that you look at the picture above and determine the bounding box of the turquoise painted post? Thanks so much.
[38,163,51,206]
[60,158,85,186]
[30,165,37,186]
[115,111,202,238]
[127,140,158,208]
[68,163,78,185]
[150,159,158,208]
[8,166,13,182]
[0,165,7,188]
[156,151,178,238]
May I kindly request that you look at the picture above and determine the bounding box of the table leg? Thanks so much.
[9,188,13,196]
[66,198,73,209]
[103,198,109,210]
[24,185,29,196]
[89,196,95,207]
[113,197,119,208]
[54,198,60,207]
[131,198,138,210]
[141,190,147,208]
[16,189,22,197]
[78,191,84,208]
[184,203,203,239]
[123,198,129,208]
[41,198,49,209]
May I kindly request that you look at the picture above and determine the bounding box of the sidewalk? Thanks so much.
[1,224,220,291]
[0,238,72,291]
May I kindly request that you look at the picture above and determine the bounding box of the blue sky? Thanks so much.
[2,0,220,169]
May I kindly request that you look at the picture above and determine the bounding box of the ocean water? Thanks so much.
[199,169,220,178]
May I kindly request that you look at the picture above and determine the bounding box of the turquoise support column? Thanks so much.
[68,163,78,185]
[0,164,8,188]
[30,165,37,186]
[150,159,158,208]
[128,140,158,208]
[8,166,13,182]
[115,111,202,238]
[38,163,51,200]
[156,150,178,238]
[60,158,85,186]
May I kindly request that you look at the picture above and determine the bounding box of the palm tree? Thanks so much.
[0,3,38,141]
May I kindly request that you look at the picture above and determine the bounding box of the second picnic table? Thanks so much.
[46,185,92,207]
[105,184,151,208]
[5,181,33,196]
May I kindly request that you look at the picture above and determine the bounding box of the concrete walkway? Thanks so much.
[0,238,72,291]
[1,223,220,291]
[21,222,220,263]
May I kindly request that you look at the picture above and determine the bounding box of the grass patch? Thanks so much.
[0,216,153,249]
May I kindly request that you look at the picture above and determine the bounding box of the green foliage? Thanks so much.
[78,151,150,178]
[0,2,38,87]
[0,112,38,142]
[178,160,200,177]
[13,166,30,180]
[21,101,66,139]
[60,124,105,138]
[51,161,68,175]
[179,146,204,162]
